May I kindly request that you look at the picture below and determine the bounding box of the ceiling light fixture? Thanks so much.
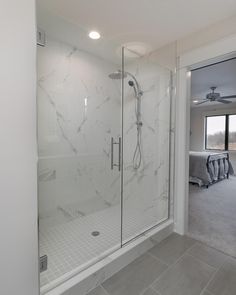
[193,100,199,103]
[187,71,192,78]
[88,31,101,40]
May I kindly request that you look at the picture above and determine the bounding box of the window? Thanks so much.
[229,115,236,151]
[205,116,226,150]
[205,114,236,151]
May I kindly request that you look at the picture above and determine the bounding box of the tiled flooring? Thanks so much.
[40,204,166,287]
[87,233,236,295]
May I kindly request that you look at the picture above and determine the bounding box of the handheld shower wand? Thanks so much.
[128,80,143,169]
[109,70,143,169]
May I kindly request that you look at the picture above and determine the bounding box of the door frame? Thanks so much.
[174,34,236,235]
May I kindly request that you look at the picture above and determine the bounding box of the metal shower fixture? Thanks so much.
[109,70,143,169]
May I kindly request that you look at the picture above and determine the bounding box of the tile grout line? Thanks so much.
[186,252,218,271]
[96,237,198,295]
[149,241,199,291]
[201,291,214,295]
[149,285,162,295]
[140,286,150,295]
[92,238,224,295]
[186,237,235,261]
[150,248,218,295]
[140,284,162,295]
[198,265,219,295]
[187,243,233,295]
[100,284,111,295]
[185,240,200,252]
[198,256,234,295]
[147,251,169,267]
[148,237,198,268]
[92,237,228,295]
[185,241,230,271]
[88,238,234,295]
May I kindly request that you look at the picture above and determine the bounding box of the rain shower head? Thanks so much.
[108,70,127,80]
[108,70,142,98]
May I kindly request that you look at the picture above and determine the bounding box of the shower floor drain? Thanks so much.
[91,231,100,237]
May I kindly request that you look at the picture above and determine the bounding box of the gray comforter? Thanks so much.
[189,151,234,185]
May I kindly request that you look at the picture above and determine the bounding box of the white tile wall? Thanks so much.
[38,37,172,290]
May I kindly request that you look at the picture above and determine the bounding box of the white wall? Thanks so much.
[175,31,236,235]
[0,1,235,293]
[0,1,39,295]
[190,104,236,170]
[177,15,236,55]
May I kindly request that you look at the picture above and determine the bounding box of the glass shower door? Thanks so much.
[37,6,123,291]
[122,46,173,243]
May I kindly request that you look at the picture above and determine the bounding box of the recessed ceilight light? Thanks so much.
[193,100,199,103]
[187,71,191,78]
[88,31,101,40]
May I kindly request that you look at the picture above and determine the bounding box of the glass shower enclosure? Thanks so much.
[37,2,174,293]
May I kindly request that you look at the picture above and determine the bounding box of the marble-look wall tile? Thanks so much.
[37,36,174,292]
[37,37,121,225]
[37,37,172,236]
[122,54,172,240]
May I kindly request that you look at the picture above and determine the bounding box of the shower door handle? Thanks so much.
[111,137,121,171]
[111,137,114,170]
[118,137,121,171]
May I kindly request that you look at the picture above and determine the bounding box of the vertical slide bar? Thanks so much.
[111,137,114,170]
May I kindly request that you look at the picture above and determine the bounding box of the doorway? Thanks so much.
[188,58,236,257]
[174,34,236,252]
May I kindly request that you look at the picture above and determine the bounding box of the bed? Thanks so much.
[189,151,234,187]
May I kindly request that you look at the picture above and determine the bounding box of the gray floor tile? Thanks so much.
[86,286,109,295]
[207,257,236,295]
[152,254,215,295]
[142,288,160,295]
[149,233,196,265]
[188,243,228,268]
[102,253,167,295]
[201,291,213,295]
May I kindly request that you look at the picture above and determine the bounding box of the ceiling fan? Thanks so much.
[193,86,236,105]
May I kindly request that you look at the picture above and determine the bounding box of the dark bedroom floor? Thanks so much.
[188,176,236,258]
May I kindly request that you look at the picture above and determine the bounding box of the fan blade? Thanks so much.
[220,95,236,99]
[217,99,232,104]
[195,100,209,105]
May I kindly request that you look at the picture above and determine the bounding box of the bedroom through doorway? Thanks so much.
[188,57,236,257]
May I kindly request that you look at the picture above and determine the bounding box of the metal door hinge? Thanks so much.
[40,255,48,273]
[37,28,46,47]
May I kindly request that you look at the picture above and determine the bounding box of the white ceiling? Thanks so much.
[191,58,236,108]
[38,0,236,51]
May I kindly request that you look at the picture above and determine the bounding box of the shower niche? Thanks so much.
[37,2,174,293]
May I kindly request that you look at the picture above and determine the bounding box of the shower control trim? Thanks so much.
[111,137,121,171]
